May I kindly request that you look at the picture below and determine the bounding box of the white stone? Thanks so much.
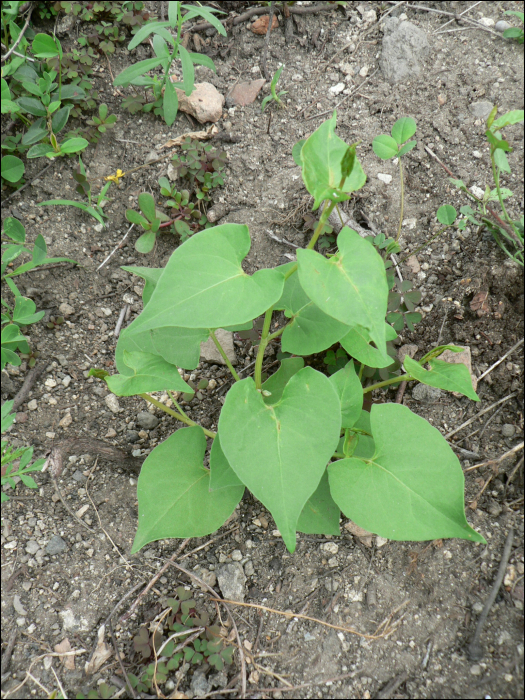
[105,394,120,413]
[45,377,57,388]
[478,17,495,27]
[470,185,485,199]
[28,399,38,411]
[329,82,345,96]
[377,173,392,184]
[62,375,72,387]
[59,413,73,428]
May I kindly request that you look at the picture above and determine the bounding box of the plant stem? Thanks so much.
[140,393,216,439]
[396,157,404,243]
[267,325,285,343]
[332,452,345,460]
[490,152,516,234]
[363,373,411,394]
[308,200,337,249]
[254,307,274,390]
[209,330,241,382]
[167,390,190,418]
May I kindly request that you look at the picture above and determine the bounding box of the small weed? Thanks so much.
[1,217,77,369]
[1,401,46,504]
[38,156,113,225]
[261,64,288,111]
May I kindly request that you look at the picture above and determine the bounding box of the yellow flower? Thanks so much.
[105,169,125,184]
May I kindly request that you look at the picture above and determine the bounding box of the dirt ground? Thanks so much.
[1,2,524,698]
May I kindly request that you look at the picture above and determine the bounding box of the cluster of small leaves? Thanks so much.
[261,64,288,111]
[123,587,233,695]
[1,401,46,504]
[75,682,117,700]
[1,217,76,369]
[386,279,421,332]
[448,108,524,267]
[303,211,335,250]
[158,179,208,243]
[324,347,349,375]
[50,0,151,26]
[126,192,170,253]
[172,138,227,201]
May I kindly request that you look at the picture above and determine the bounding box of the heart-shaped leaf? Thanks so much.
[219,367,341,552]
[129,224,284,332]
[328,404,485,543]
[372,134,398,160]
[404,356,479,401]
[391,117,417,145]
[301,111,366,209]
[106,350,193,396]
[297,227,388,357]
[132,427,244,553]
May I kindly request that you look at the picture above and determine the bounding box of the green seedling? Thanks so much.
[84,102,117,139]
[126,192,170,253]
[503,10,524,43]
[38,156,112,226]
[114,2,226,126]
[449,108,524,266]
[1,400,46,504]
[372,117,417,242]
[97,111,485,557]
[1,217,77,368]
[261,64,288,111]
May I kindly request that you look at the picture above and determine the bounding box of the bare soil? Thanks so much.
[2,2,524,699]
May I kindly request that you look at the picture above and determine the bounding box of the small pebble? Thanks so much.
[495,20,512,33]
[137,411,159,430]
[105,394,120,413]
[45,377,57,388]
[501,424,515,437]
[27,400,38,411]
[46,535,67,555]
[329,82,345,96]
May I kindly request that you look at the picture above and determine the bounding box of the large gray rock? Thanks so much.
[380,18,430,84]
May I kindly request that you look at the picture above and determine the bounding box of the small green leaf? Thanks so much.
[59,138,88,154]
[105,350,193,396]
[372,134,398,160]
[404,356,479,401]
[436,205,457,226]
[1,155,25,182]
[114,57,163,86]
[32,33,60,58]
[138,192,157,222]
[391,117,417,145]
[163,77,179,127]
[135,231,156,254]
[126,209,150,227]
[2,217,25,243]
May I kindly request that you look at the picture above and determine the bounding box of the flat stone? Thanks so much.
[25,540,40,555]
[217,562,246,602]
[380,18,430,84]
[495,20,512,33]
[136,411,159,430]
[59,413,73,428]
[397,344,419,363]
[412,383,443,403]
[58,302,75,316]
[469,101,494,119]
[173,82,224,124]
[46,535,67,555]
[200,329,237,366]
[228,79,266,106]
[104,394,120,414]
[501,424,515,438]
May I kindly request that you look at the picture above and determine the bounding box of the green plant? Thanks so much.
[9,34,89,159]
[1,400,46,503]
[261,64,288,111]
[38,155,112,225]
[125,192,170,253]
[1,217,77,368]
[449,108,524,266]
[93,111,485,557]
[503,10,524,43]
[372,117,417,243]
[171,138,227,201]
[113,2,226,126]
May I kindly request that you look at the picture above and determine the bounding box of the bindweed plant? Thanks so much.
[92,112,485,555]
[449,108,524,266]
[113,1,226,126]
